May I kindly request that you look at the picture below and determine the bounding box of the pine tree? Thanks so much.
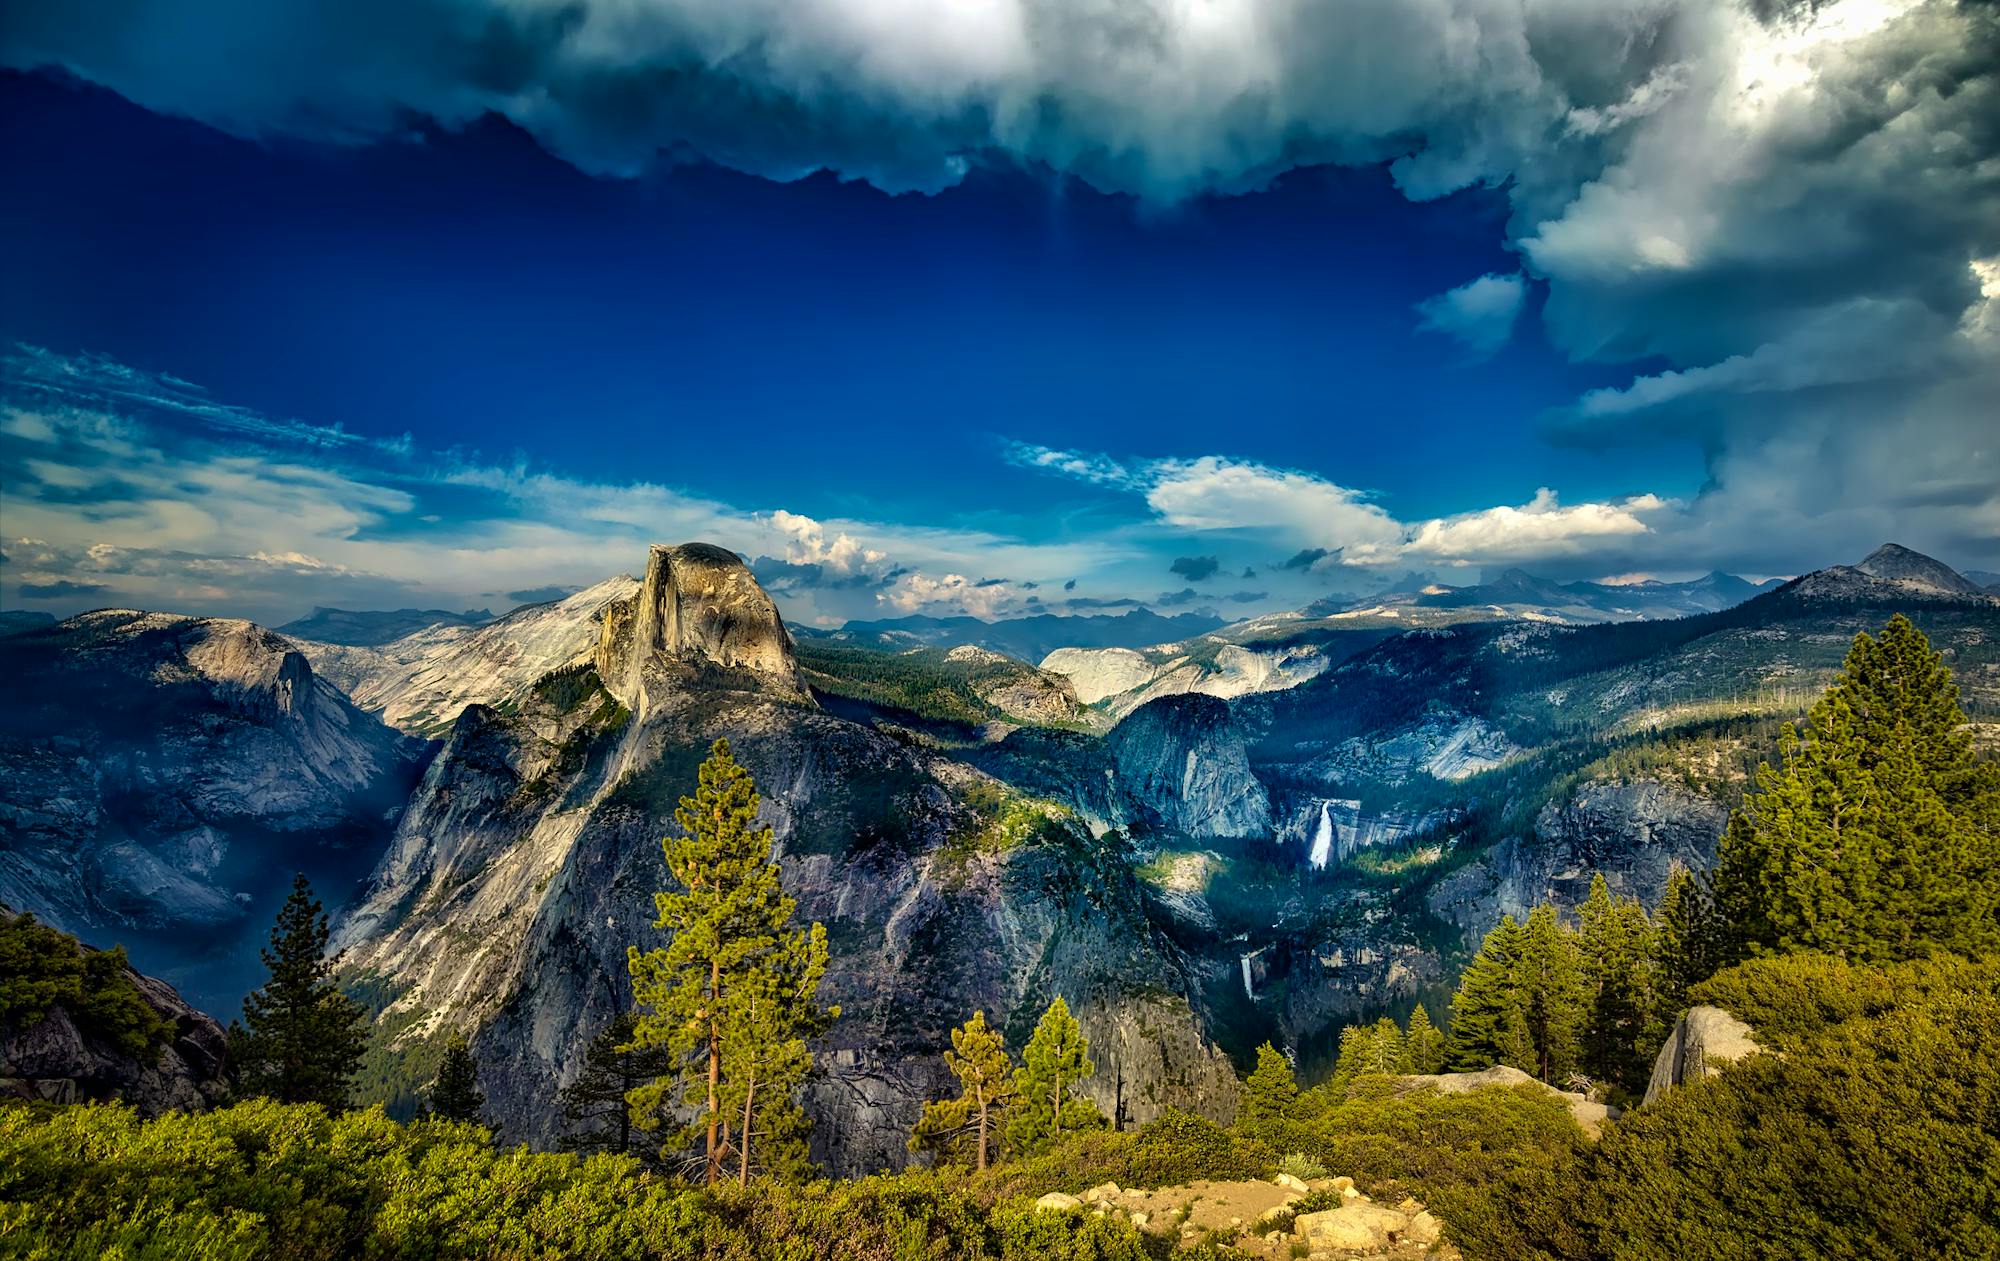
[1655,865,1721,1015]
[910,1010,1017,1170]
[1330,1023,1371,1087]
[1516,903,1587,1083]
[1577,875,1656,1095]
[1712,617,2000,964]
[1405,1003,1446,1074]
[230,874,368,1108]
[559,1012,675,1158]
[626,739,838,1184]
[1005,997,1102,1156]
[1448,915,1528,1072]
[426,1031,485,1123]
[1240,1041,1299,1126]
[1364,1015,1408,1075]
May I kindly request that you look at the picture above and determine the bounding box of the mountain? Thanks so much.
[1782,543,1998,604]
[800,608,1228,662]
[1404,567,1781,622]
[0,610,56,636]
[275,606,495,647]
[1968,569,2000,592]
[329,544,1239,1171]
[797,641,1089,736]
[0,611,426,1013]
[287,578,639,736]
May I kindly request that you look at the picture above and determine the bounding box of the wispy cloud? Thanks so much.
[1414,273,1526,362]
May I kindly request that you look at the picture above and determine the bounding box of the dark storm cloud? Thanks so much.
[1170,555,1220,581]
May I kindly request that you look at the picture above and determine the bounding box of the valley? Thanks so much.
[4,539,1995,1177]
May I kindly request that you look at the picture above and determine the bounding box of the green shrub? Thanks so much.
[0,912,171,1059]
[1275,1152,1326,1181]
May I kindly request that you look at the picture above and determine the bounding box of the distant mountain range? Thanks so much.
[275,605,495,647]
[795,608,1228,661]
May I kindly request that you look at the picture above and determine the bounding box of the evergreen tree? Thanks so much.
[1240,1041,1299,1126]
[1330,1023,1372,1087]
[426,1032,485,1124]
[1448,915,1530,1072]
[230,874,368,1108]
[558,1012,674,1159]
[1712,617,2000,964]
[1516,903,1587,1083]
[909,1010,1017,1170]
[1577,874,1656,1094]
[1405,1003,1446,1074]
[1005,997,1102,1156]
[1364,1015,1408,1075]
[1655,865,1722,1015]
[627,739,838,1184]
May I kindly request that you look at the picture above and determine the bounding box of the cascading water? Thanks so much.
[1308,800,1334,869]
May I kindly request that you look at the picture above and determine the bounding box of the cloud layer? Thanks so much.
[3,0,1996,584]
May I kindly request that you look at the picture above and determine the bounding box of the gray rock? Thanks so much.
[1644,1005,1761,1104]
[0,916,228,1115]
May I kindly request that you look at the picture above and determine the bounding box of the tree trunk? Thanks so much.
[975,1097,988,1172]
[738,1069,757,1186]
[706,958,722,1186]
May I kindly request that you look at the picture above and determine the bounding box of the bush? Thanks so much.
[0,912,171,1059]
[0,1100,1159,1261]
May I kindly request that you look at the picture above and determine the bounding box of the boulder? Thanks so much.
[1274,1172,1310,1192]
[1406,1210,1443,1246]
[1083,1182,1123,1203]
[1295,1202,1410,1251]
[1645,1006,1761,1104]
[1035,1192,1082,1213]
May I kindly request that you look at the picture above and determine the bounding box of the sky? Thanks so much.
[1,0,1996,628]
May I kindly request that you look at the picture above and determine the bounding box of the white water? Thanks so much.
[1308,800,1334,869]
[1240,953,1256,1000]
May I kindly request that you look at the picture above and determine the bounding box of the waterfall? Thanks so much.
[1308,800,1334,869]
[1240,953,1256,1001]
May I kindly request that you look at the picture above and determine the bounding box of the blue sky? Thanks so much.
[2,0,1996,626]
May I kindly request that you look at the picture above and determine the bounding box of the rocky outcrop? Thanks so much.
[1041,638,1337,722]
[331,545,1237,1175]
[292,576,639,736]
[1643,1006,1761,1105]
[595,543,805,710]
[0,916,228,1114]
[1104,694,1272,839]
[1397,1065,1615,1138]
[0,611,425,1013]
[1426,778,1727,945]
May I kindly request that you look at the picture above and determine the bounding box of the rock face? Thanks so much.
[0,915,229,1114]
[0,611,426,1013]
[1104,694,1272,839]
[1427,778,1727,947]
[292,577,639,736]
[1644,1006,1761,1104]
[1041,638,1338,722]
[594,543,805,709]
[331,544,1237,1175]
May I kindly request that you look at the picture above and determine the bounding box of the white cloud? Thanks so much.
[1015,444,1682,570]
[0,349,1106,625]
[1402,489,1672,566]
[1414,273,1527,360]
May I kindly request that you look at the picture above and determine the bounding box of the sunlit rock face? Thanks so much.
[330,544,1237,1175]
[595,543,807,712]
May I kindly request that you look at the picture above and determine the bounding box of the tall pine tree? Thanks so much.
[1240,1041,1299,1126]
[426,1031,485,1123]
[910,1010,1017,1170]
[1712,616,2000,963]
[1448,915,1531,1072]
[1405,1003,1446,1074]
[1005,997,1102,1156]
[230,874,368,1108]
[627,739,837,1184]
[1655,865,1721,1014]
[559,1012,675,1158]
[1516,903,1587,1083]
[1576,875,1656,1094]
